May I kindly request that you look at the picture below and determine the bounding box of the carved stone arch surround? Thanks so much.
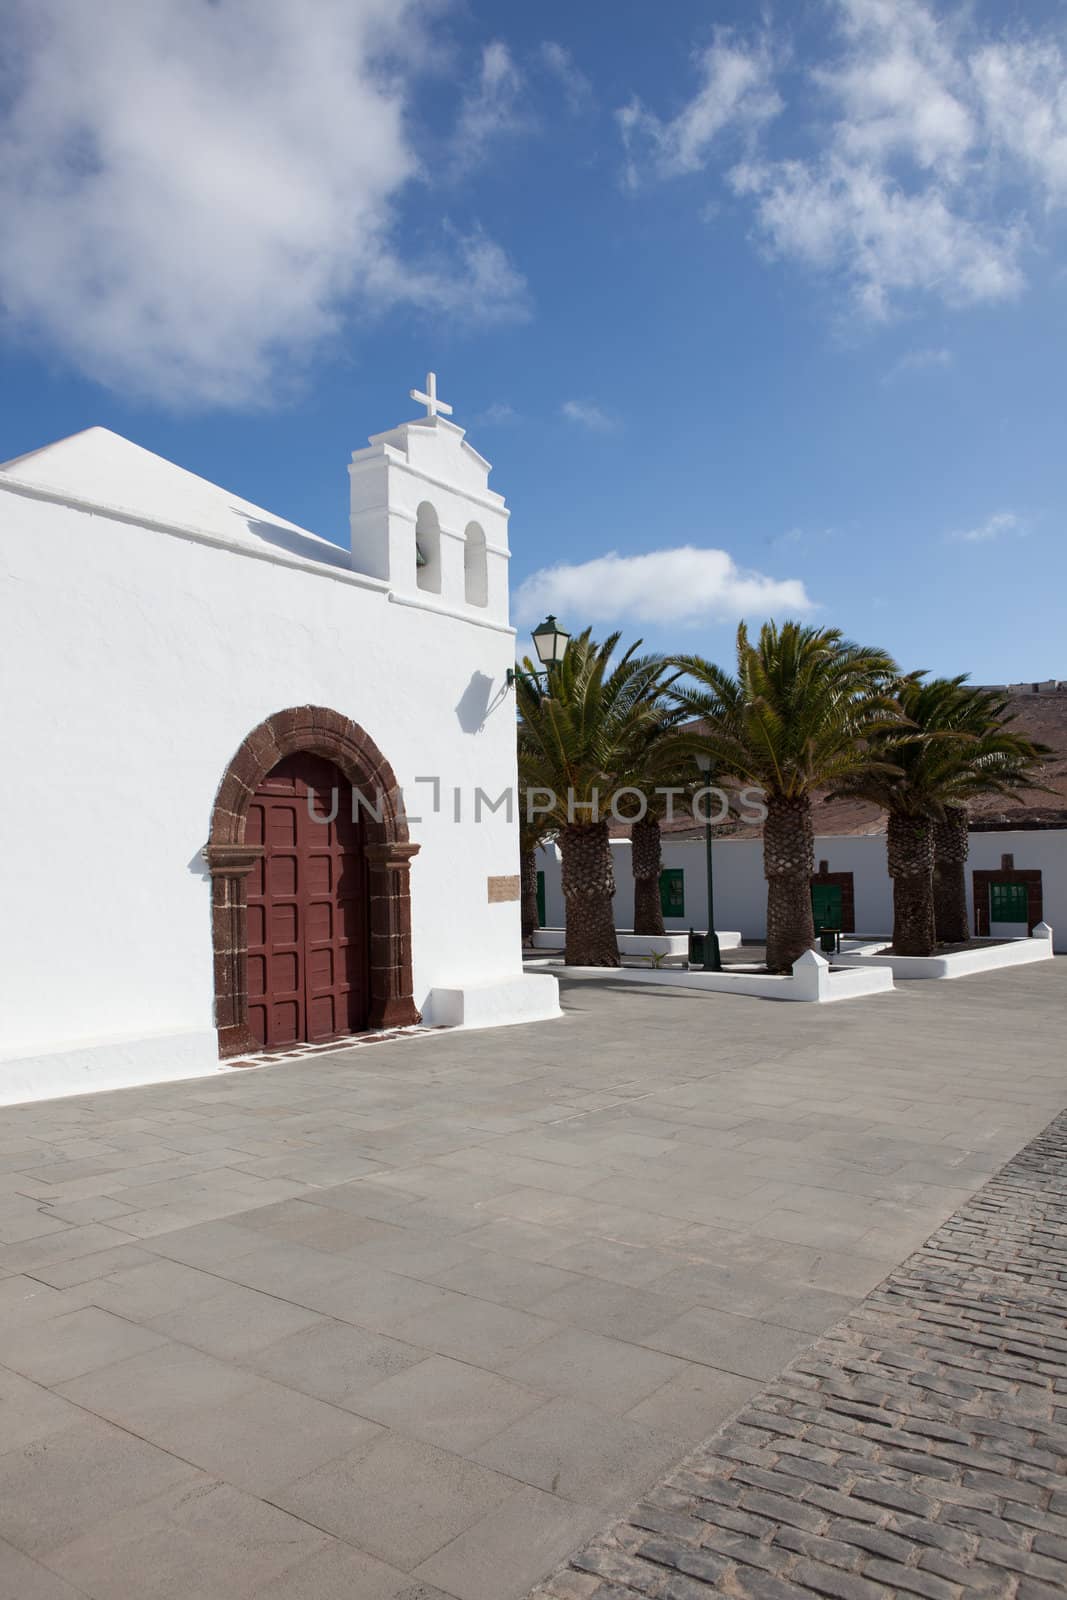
[206,706,420,1057]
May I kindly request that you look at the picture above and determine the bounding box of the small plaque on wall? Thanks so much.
[487,875,520,903]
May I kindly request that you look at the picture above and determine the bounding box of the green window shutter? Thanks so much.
[812,883,843,929]
[536,870,546,927]
[659,868,685,917]
[989,882,1028,923]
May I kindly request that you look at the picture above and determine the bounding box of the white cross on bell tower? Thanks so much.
[409,371,453,420]
[350,372,510,621]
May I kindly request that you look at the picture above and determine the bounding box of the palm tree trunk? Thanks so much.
[561,821,620,966]
[631,815,665,936]
[933,805,970,944]
[887,811,936,956]
[520,847,540,943]
[763,795,815,973]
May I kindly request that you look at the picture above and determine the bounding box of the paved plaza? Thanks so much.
[534,1103,1067,1600]
[0,963,1064,1599]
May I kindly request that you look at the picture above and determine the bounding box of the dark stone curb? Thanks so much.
[528,1108,1067,1600]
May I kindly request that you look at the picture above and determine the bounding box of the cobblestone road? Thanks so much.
[531,1107,1067,1600]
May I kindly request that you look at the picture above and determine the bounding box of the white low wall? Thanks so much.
[427,974,561,1029]
[540,949,893,1004]
[835,924,1055,980]
[531,929,742,955]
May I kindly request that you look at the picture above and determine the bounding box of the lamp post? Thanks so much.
[695,751,721,972]
[509,615,571,688]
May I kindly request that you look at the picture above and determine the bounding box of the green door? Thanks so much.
[989,881,1027,925]
[536,870,546,927]
[811,882,843,930]
[659,868,685,918]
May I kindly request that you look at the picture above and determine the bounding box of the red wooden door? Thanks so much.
[245,753,368,1050]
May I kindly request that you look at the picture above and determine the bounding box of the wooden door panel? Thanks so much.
[270,1001,300,1047]
[269,854,298,896]
[308,994,338,1039]
[246,752,368,1050]
[268,804,298,844]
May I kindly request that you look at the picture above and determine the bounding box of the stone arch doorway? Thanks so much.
[206,707,419,1058]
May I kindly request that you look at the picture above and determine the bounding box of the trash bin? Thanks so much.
[688,928,706,965]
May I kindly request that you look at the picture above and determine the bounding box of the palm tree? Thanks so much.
[837,674,947,954]
[673,622,900,972]
[927,684,1048,942]
[840,676,1050,955]
[932,806,970,945]
[617,716,695,937]
[516,631,676,966]
[631,813,666,936]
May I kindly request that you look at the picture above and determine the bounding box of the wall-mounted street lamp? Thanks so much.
[530,614,571,669]
[695,749,722,972]
[507,615,571,688]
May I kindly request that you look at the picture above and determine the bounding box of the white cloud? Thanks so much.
[514,546,815,628]
[883,346,952,381]
[733,155,1023,319]
[389,228,528,325]
[618,34,781,186]
[947,510,1023,543]
[453,41,525,170]
[561,399,617,432]
[826,0,975,177]
[622,0,1067,318]
[540,42,592,113]
[475,400,518,425]
[0,1,527,408]
[971,38,1067,205]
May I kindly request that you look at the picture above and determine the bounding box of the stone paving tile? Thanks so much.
[415,1485,605,1600]
[501,1326,687,1415]
[528,1104,1067,1600]
[0,1366,89,1455]
[469,1397,685,1510]
[0,1303,170,1385]
[623,1367,763,1442]
[148,1378,386,1498]
[56,1340,267,1434]
[144,1278,327,1357]
[39,1476,330,1599]
[642,1304,814,1379]
[0,1538,87,1600]
[354,1352,548,1451]
[274,1432,521,1571]
[253,1538,412,1600]
[0,1415,202,1557]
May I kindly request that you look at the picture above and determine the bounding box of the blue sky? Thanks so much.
[2,0,1065,682]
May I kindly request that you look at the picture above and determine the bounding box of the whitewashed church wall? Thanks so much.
[1,490,521,1062]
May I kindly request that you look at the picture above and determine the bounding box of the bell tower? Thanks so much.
[348,372,510,625]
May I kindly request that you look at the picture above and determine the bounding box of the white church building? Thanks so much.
[0,376,558,1105]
